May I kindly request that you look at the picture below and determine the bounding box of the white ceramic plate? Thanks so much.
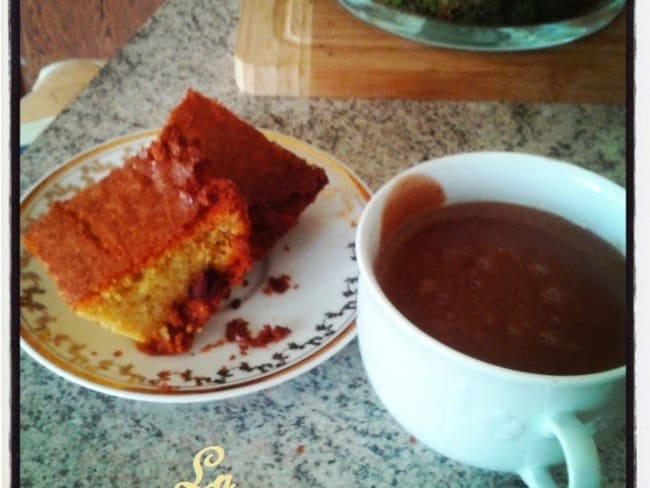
[20,129,370,402]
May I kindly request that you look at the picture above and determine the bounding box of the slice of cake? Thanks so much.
[128,90,329,259]
[24,167,253,354]
[23,91,328,354]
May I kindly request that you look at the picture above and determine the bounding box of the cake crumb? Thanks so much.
[201,338,226,353]
[263,274,292,294]
[225,318,291,354]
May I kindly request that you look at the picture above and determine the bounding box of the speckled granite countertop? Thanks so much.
[19,0,626,486]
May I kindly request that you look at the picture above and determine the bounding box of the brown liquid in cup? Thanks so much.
[375,177,625,375]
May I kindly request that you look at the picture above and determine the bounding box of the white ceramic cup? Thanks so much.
[355,152,626,488]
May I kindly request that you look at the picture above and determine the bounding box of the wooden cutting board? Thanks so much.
[234,0,625,103]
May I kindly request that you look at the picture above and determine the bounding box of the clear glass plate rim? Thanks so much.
[338,0,626,52]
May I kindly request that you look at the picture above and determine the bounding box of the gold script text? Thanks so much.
[175,445,236,488]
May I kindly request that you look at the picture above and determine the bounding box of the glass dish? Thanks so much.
[338,0,625,51]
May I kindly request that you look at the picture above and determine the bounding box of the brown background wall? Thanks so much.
[20,0,164,95]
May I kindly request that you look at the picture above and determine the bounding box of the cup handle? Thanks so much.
[519,412,601,488]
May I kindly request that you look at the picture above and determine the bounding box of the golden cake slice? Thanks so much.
[23,167,253,354]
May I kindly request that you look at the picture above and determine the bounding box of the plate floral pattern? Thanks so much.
[20,130,370,402]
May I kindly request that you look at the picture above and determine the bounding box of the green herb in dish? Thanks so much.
[378,0,605,25]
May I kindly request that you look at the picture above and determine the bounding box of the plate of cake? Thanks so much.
[20,91,370,402]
